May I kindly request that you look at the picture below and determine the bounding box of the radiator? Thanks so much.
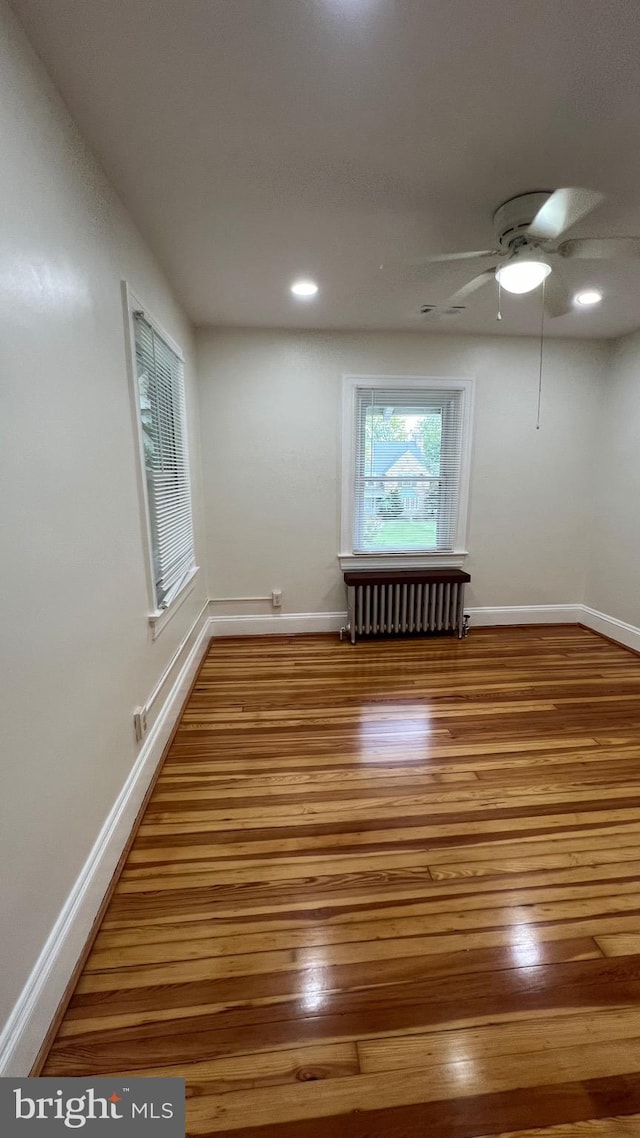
[343,569,470,644]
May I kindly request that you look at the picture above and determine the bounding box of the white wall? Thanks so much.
[0,0,628,1070]
[0,0,207,1040]
[586,329,640,627]
[196,328,607,616]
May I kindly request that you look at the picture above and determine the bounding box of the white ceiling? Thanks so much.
[11,0,640,337]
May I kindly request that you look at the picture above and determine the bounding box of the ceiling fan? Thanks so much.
[414,189,640,317]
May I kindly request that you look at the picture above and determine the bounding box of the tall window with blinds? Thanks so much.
[133,311,195,611]
[346,379,472,555]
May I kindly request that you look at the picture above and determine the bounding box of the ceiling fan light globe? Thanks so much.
[495,260,552,294]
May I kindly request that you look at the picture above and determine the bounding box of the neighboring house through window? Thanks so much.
[341,376,474,561]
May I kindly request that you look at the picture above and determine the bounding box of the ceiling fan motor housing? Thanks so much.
[493,191,552,251]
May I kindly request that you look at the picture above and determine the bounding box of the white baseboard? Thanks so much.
[207,605,585,635]
[206,604,640,644]
[580,605,640,654]
[0,605,211,1077]
[209,610,348,637]
[467,604,640,652]
[466,604,582,626]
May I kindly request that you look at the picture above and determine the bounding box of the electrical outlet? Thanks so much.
[133,706,148,743]
[271,589,282,608]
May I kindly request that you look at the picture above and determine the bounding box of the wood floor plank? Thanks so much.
[126,820,640,874]
[124,1042,360,1095]
[85,905,640,969]
[594,933,640,958]
[357,1006,640,1072]
[213,1084,640,1138]
[111,830,640,884]
[39,627,640,1136]
[68,939,602,1035]
[133,805,640,851]
[476,1118,640,1138]
[185,1037,640,1133]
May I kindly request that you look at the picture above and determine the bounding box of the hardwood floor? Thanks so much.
[41,626,640,1136]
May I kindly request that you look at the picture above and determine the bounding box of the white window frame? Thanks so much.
[123,282,199,638]
[339,374,474,570]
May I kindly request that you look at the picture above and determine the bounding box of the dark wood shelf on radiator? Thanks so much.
[343,567,470,587]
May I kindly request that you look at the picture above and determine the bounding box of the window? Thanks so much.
[341,376,473,562]
[130,303,196,621]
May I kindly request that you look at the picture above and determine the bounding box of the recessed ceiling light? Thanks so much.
[495,259,552,295]
[574,288,603,307]
[290,279,319,298]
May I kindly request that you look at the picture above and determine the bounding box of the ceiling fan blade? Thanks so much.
[420,249,499,263]
[544,268,573,318]
[558,236,640,259]
[443,268,497,305]
[527,188,604,241]
[380,249,497,282]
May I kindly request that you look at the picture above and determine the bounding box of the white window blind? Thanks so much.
[133,311,195,610]
[353,384,467,553]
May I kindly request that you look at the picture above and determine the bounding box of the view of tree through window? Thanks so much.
[361,406,443,551]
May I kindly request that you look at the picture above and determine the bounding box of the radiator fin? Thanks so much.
[350,579,466,640]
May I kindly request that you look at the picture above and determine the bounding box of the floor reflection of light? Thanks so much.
[510,921,543,968]
[451,1058,476,1085]
[300,965,328,1013]
[357,703,433,762]
[442,1050,476,1085]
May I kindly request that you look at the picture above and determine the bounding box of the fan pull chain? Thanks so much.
[536,278,546,430]
[497,278,502,321]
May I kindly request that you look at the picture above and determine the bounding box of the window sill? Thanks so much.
[148,565,200,640]
[338,551,468,572]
